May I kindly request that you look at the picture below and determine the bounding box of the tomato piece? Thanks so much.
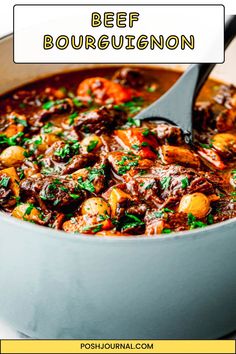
[115,128,158,159]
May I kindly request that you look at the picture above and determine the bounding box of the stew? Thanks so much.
[0,66,235,236]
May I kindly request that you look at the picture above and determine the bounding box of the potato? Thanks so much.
[108,188,131,217]
[30,134,60,153]
[0,146,26,167]
[12,203,43,224]
[178,192,210,218]
[0,167,20,197]
[4,112,27,137]
[80,134,102,153]
[81,197,110,217]
[63,214,113,234]
[212,133,236,154]
[160,145,200,167]
[71,168,88,180]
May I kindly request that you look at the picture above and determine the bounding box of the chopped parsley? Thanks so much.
[199,142,213,149]
[162,228,172,234]
[24,203,35,215]
[146,85,156,93]
[139,170,147,176]
[187,213,207,229]
[14,116,27,127]
[73,98,83,108]
[141,141,149,147]
[160,176,171,190]
[127,117,141,127]
[144,182,155,190]
[131,144,140,150]
[54,141,80,159]
[0,176,10,188]
[88,166,105,181]
[42,122,54,133]
[0,132,24,146]
[69,193,81,200]
[117,154,139,175]
[83,224,103,233]
[114,97,144,117]
[118,162,138,175]
[87,139,99,152]
[181,177,189,189]
[207,214,214,225]
[77,177,95,193]
[120,213,145,231]
[42,101,55,110]
[154,208,174,219]
[142,128,150,137]
[68,112,78,125]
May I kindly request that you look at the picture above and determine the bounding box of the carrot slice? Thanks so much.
[77,77,134,104]
[115,128,158,159]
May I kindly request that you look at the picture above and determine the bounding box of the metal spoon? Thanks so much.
[134,15,236,143]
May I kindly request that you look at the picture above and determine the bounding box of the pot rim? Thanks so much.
[0,33,235,243]
[0,212,235,243]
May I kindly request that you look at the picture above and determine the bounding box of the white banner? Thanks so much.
[14,4,224,63]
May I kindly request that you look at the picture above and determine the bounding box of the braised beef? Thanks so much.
[112,67,145,88]
[73,105,126,135]
[0,66,235,236]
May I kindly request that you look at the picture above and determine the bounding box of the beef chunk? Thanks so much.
[73,105,125,135]
[214,84,236,108]
[193,101,214,130]
[151,164,215,200]
[62,153,98,175]
[28,98,73,131]
[0,173,14,209]
[112,67,145,88]
[108,151,153,177]
[126,176,161,207]
[145,209,188,235]
[20,176,85,210]
[212,196,236,222]
[154,124,183,144]
[216,108,236,132]
[0,116,8,132]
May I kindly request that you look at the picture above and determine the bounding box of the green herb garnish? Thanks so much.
[42,122,54,133]
[0,176,10,188]
[181,177,189,189]
[68,112,78,126]
[87,139,98,152]
[120,213,145,231]
[160,176,171,190]
[187,213,207,229]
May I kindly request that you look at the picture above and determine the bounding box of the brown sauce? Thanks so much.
[0,66,235,236]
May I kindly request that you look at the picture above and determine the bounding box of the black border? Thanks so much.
[13,4,225,64]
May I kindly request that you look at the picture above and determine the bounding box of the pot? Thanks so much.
[0,34,236,339]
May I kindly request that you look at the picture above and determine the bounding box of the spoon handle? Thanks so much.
[135,15,236,136]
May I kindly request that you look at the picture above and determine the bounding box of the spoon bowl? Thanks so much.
[134,16,236,142]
